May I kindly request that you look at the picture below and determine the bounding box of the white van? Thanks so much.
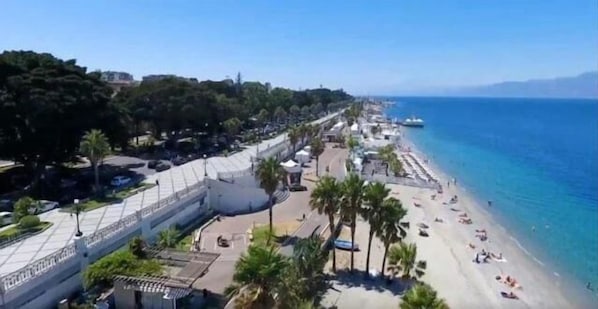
[0,212,14,225]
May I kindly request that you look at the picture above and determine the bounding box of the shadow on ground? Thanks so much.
[330,269,413,296]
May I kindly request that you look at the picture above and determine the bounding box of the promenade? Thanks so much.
[0,112,340,277]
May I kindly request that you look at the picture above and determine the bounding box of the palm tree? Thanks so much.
[347,135,359,151]
[310,138,325,176]
[340,173,365,272]
[256,157,285,235]
[80,129,110,194]
[227,245,290,308]
[400,283,449,309]
[288,126,301,153]
[378,197,408,278]
[362,182,390,277]
[309,176,341,271]
[129,236,146,258]
[292,235,329,299]
[157,227,180,248]
[388,242,426,279]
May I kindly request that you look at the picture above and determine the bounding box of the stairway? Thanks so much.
[273,189,290,204]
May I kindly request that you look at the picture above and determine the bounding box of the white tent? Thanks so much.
[295,150,311,164]
[303,145,311,153]
[280,160,301,173]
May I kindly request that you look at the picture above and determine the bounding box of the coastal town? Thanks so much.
[0,51,579,309]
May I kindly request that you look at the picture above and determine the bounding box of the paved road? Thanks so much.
[279,144,347,256]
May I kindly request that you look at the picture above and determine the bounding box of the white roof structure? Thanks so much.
[350,123,359,132]
[281,160,301,173]
[295,150,310,164]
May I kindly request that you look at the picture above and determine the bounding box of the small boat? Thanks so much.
[402,116,425,128]
[334,239,359,251]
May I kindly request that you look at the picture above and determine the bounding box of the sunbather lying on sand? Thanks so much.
[459,213,468,218]
[434,217,443,223]
[500,291,519,299]
[459,218,473,224]
[476,229,486,233]
[496,275,521,289]
[468,243,476,249]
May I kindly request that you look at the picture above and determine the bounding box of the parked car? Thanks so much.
[155,163,171,172]
[0,212,14,225]
[110,176,132,187]
[35,200,59,214]
[171,156,187,166]
[289,184,308,192]
[147,160,160,169]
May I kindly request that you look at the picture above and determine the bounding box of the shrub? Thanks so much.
[19,215,40,229]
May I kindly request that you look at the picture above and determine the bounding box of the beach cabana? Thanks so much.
[281,159,302,184]
[295,149,311,165]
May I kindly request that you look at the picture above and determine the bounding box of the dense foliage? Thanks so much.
[83,249,162,289]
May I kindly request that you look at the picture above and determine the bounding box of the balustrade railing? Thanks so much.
[0,180,206,293]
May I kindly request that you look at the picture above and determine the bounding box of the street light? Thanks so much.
[203,154,208,177]
[156,179,160,207]
[73,199,82,237]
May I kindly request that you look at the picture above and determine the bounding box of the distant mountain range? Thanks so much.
[450,71,598,99]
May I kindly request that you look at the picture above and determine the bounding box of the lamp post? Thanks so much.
[73,199,82,237]
[156,179,160,207]
[203,154,208,177]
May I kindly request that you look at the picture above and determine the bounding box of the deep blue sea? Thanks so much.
[385,97,598,301]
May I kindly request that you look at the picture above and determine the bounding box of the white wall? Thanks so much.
[207,179,268,215]
[223,174,259,188]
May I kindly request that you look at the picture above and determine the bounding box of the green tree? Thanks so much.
[289,105,301,119]
[83,250,162,289]
[388,242,426,279]
[347,135,359,151]
[310,138,325,176]
[309,176,342,272]
[257,109,270,127]
[80,129,111,193]
[300,105,310,118]
[340,173,365,272]
[157,227,180,248]
[128,236,146,258]
[378,197,408,278]
[274,106,287,123]
[255,157,286,235]
[288,126,301,154]
[400,283,449,309]
[227,245,290,308]
[13,196,37,222]
[223,117,242,140]
[0,51,116,191]
[362,182,390,277]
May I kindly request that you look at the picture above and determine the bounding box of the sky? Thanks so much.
[1,0,597,95]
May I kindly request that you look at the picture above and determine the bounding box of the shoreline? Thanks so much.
[395,133,592,308]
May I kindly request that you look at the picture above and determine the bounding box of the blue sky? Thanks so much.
[1,0,597,94]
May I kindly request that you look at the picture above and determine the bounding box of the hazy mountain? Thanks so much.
[449,72,598,99]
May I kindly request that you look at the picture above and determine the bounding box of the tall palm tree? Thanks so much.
[340,173,365,272]
[388,242,426,279]
[288,126,301,153]
[310,138,325,176]
[400,283,449,309]
[362,182,390,277]
[347,136,359,151]
[256,157,285,235]
[227,245,290,308]
[378,197,408,278]
[309,176,341,271]
[157,227,180,248]
[292,235,329,300]
[80,129,110,194]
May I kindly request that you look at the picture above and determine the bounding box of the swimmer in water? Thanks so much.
[532,226,536,232]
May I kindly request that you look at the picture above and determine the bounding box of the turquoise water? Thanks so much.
[385,97,598,302]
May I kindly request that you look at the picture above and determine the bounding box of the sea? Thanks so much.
[384,97,598,303]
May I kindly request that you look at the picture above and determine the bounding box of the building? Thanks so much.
[142,74,198,83]
[100,71,136,93]
[112,249,220,309]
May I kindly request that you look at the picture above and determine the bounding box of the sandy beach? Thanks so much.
[388,143,582,308]
[322,141,585,308]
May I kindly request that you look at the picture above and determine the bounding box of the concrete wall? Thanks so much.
[222,174,259,189]
[1,186,210,309]
[207,179,268,215]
